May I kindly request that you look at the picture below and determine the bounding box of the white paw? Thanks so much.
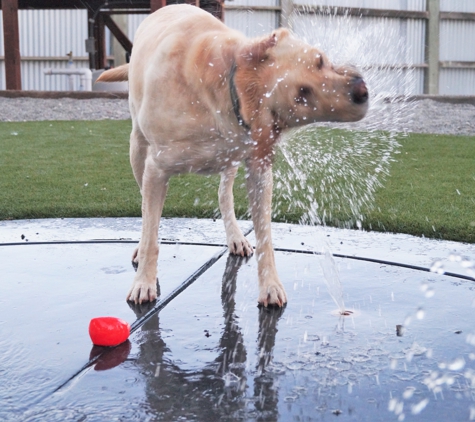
[258,281,287,307]
[228,235,254,257]
[127,278,157,304]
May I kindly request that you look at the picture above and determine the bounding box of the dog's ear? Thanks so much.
[239,28,290,64]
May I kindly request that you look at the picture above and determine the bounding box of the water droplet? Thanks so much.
[424,288,435,298]
[411,399,429,415]
[448,357,465,371]
[430,261,444,275]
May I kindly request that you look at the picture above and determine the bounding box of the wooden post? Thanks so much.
[94,13,107,69]
[86,9,96,70]
[424,0,439,95]
[280,0,293,29]
[2,0,22,90]
[150,0,167,13]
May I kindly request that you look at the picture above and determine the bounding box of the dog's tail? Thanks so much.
[96,64,129,82]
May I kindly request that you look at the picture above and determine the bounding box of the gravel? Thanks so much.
[0,98,131,122]
[0,96,474,136]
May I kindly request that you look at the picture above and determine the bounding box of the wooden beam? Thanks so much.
[440,11,475,22]
[440,61,475,69]
[102,14,133,54]
[0,55,110,61]
[225,5,281,12]
[293,5,429,20]
[2,0,22,90]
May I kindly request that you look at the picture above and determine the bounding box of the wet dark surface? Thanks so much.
[1,232,474,421]
[0,242,221,420]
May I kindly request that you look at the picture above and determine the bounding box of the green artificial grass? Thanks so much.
[0,120,474,243]
[365,133,475,242]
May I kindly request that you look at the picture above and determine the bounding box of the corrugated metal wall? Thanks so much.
[225,0,280,37]
[439,0,475,95]
[128,14,148,41]
[1,1,474,94]
[0,9,90,91]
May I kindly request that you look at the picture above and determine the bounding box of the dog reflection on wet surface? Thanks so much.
[91,255,285,419]
[97,4,369,307]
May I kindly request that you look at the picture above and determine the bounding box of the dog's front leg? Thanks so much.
[246,161,287,307]
[128,156,169,304]
[219,167,253,257]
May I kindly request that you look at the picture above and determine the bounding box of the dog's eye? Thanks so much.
[316,54,324,70]
[295,86,312,104]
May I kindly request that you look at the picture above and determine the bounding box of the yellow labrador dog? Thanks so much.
[98,4,368,307]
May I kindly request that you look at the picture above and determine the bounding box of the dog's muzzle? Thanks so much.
[351,77,369,105]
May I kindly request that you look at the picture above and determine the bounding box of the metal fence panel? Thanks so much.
[440,69,475,95]
[128,14,148,42]
[225,10,279,37]
[439,2,475,94]
[440,20,475,62]
[440,0,475,13]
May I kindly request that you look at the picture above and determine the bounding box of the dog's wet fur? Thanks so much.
[97,4,368,306]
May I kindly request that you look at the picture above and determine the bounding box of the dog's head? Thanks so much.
[235,28,369,130]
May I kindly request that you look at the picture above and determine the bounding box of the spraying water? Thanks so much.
[272,8,420,313]
[274,8,418,227]
[319,242,345,312]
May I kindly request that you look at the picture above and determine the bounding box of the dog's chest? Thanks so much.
[153,132,253,175]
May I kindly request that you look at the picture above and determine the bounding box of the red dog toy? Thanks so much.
[89,317,130,347]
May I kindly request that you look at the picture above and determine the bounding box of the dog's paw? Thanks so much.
[258,282,287,307]
[228,236,254,257]
[127,279,157,304]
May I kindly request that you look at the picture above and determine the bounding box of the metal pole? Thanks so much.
[424,0,439,95]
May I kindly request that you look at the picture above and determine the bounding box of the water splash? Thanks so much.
[319,242,345,313]
[274,127,397,227]
[271,8,419,228]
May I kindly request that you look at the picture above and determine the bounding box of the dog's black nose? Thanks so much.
[351,77,369,105]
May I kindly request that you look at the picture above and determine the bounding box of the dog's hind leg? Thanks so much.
[127,155,169,304]
[130,126,149,192]
[219,167,253,257]
[130,126,149,267]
